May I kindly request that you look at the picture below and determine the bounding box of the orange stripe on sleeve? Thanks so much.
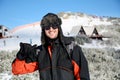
[12,58,38,75]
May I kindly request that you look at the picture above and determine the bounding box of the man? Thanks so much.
[12,13,90,80]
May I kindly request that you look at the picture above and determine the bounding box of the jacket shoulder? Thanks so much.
[63,36,75,45]
[36,45,43,54]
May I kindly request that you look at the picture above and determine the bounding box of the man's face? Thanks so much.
[45,26,59,39]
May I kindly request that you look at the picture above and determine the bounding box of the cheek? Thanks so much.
[45,30,49,36]
[45,30,47,34]
[55,29,59,37]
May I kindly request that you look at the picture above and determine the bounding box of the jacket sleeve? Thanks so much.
[12,58,38,75]
[72,45,90,80]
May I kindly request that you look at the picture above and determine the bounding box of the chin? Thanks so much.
[49,36,57,39]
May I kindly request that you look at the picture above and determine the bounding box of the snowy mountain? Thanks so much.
[0,12,120,51]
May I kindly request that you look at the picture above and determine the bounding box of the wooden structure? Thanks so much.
[83,26,102,40]
[70,26,103,40]
[0,25,9,39]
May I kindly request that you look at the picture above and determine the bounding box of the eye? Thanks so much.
[44,26,50,30]
[52,26,58,29]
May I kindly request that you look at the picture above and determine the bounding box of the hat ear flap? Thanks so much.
[58,18,62,25]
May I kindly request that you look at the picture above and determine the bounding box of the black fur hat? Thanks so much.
[40,13,64,45]
[41,13,62,29]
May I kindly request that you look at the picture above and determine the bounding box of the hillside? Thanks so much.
[0,12,120,80]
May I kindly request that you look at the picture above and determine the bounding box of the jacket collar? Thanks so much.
[62,37,74,45]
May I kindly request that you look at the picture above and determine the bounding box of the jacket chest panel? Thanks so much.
[38,45,73,71]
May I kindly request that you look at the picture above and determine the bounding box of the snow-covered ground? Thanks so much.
[0,72,12,80]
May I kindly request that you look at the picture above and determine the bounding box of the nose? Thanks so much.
[49,27,54,31]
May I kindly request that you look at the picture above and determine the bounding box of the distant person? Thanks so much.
[12,13,90,80]
[3,40,6,46]
[29,38,32,44]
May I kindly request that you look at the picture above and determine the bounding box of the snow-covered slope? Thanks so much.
[0,22,41,51]
[0,12,119,51]
[61,12,113,35]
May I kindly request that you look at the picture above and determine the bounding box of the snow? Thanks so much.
[80,40,107,49]
[0,72,12,80]
[0,24,41,51]
[0,13,117,51]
